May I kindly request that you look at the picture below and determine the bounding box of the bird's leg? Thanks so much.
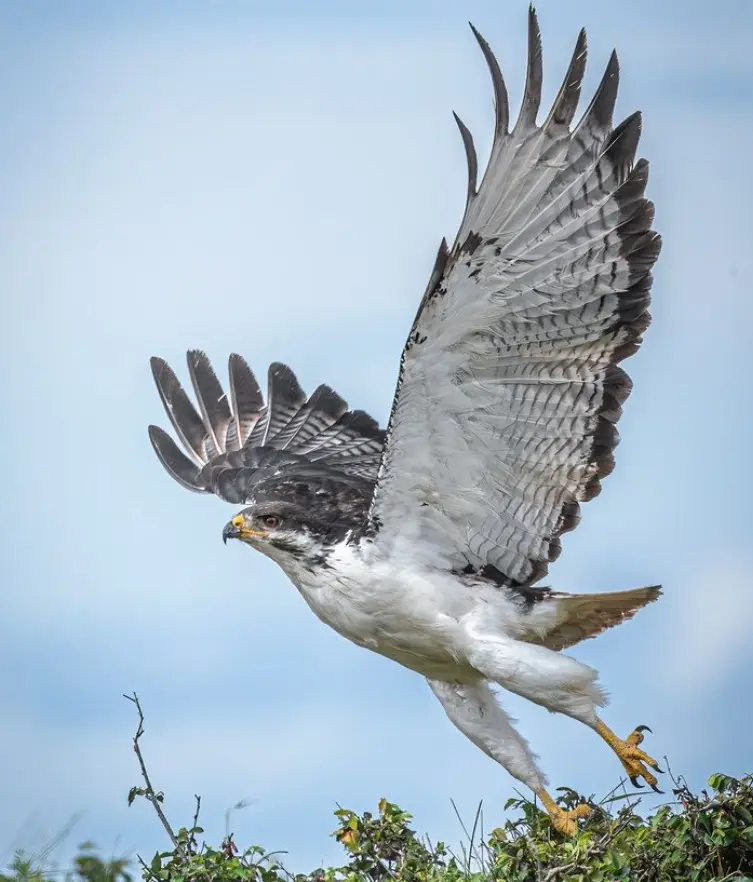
[535,790,592,837]
[427,679,592,836]
[594,718,664,791]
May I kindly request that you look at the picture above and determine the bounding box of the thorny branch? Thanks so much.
[124,691,183,855]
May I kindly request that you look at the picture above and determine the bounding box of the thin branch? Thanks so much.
[191,795,202,833]
[136,853,150,878]
[123,692,183,854]
[185,794,203,856]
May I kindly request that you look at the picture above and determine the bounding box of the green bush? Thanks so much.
[3,695,751,881]
[133,774,753,882]
[0,841,131,882]
[4,773,753,881]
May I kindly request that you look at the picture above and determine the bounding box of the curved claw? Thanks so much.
[650,784,664,794]
[596,719,663,794]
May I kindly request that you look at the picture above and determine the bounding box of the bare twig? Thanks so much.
[123,692,183,854]
[191,795,202,833]
[183,794,203,856]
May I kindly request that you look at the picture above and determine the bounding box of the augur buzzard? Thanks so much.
[148,7,663,836]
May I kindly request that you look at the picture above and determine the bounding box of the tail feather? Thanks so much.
[525,585,661,651]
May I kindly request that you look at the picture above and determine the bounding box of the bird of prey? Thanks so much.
[148,8,663,836]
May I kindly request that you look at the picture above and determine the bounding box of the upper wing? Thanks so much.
[149,351,385,502]
[365,9,661,587]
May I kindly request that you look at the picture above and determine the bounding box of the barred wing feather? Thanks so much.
[149,352,385,502]
[366,9,661,587]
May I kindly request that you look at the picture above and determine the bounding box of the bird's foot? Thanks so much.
[595,718,664,792]
[536,790,592,837]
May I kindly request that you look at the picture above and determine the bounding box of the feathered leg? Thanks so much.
[462,627,663,791]
[463,628,608,722]
[428,678,592,836]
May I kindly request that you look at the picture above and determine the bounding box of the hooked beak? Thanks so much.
[222,514,268,545]
[222,520,238,545]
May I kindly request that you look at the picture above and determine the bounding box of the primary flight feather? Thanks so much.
[148,7,663,836]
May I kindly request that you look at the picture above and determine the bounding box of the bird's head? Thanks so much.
[220,468,373,568]
[222,507,306,556]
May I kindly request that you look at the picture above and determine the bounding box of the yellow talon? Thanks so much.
[536,790,592,837]
[595,718,664,792]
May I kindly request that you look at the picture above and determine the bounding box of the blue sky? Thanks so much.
[2,0,752,874]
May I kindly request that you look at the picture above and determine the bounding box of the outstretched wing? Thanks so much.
[149,351,385,502]
[365,9,661,587]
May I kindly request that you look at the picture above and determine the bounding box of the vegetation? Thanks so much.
[3,696,752,881]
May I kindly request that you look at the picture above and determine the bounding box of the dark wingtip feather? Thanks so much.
[186,349,232,455]
[338,410,385,441]
[469,21,509,139]
[228,353,264,448]
[603,111,643,183]
[262,362,307,445]
[150,356,206,465]
[576,49,620,136]
[309,383,349,419]
[516,4,543,131]
[452,111,478,206]
[150,355,172,386]
[267,362,305,403]
[545,27,587,129]
[148,424,206,493]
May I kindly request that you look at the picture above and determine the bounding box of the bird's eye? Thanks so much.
[261,515,281,529]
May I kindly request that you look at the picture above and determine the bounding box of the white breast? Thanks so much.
[280,537,527,680]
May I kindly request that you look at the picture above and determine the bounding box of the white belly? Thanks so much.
[280,539,522,681]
